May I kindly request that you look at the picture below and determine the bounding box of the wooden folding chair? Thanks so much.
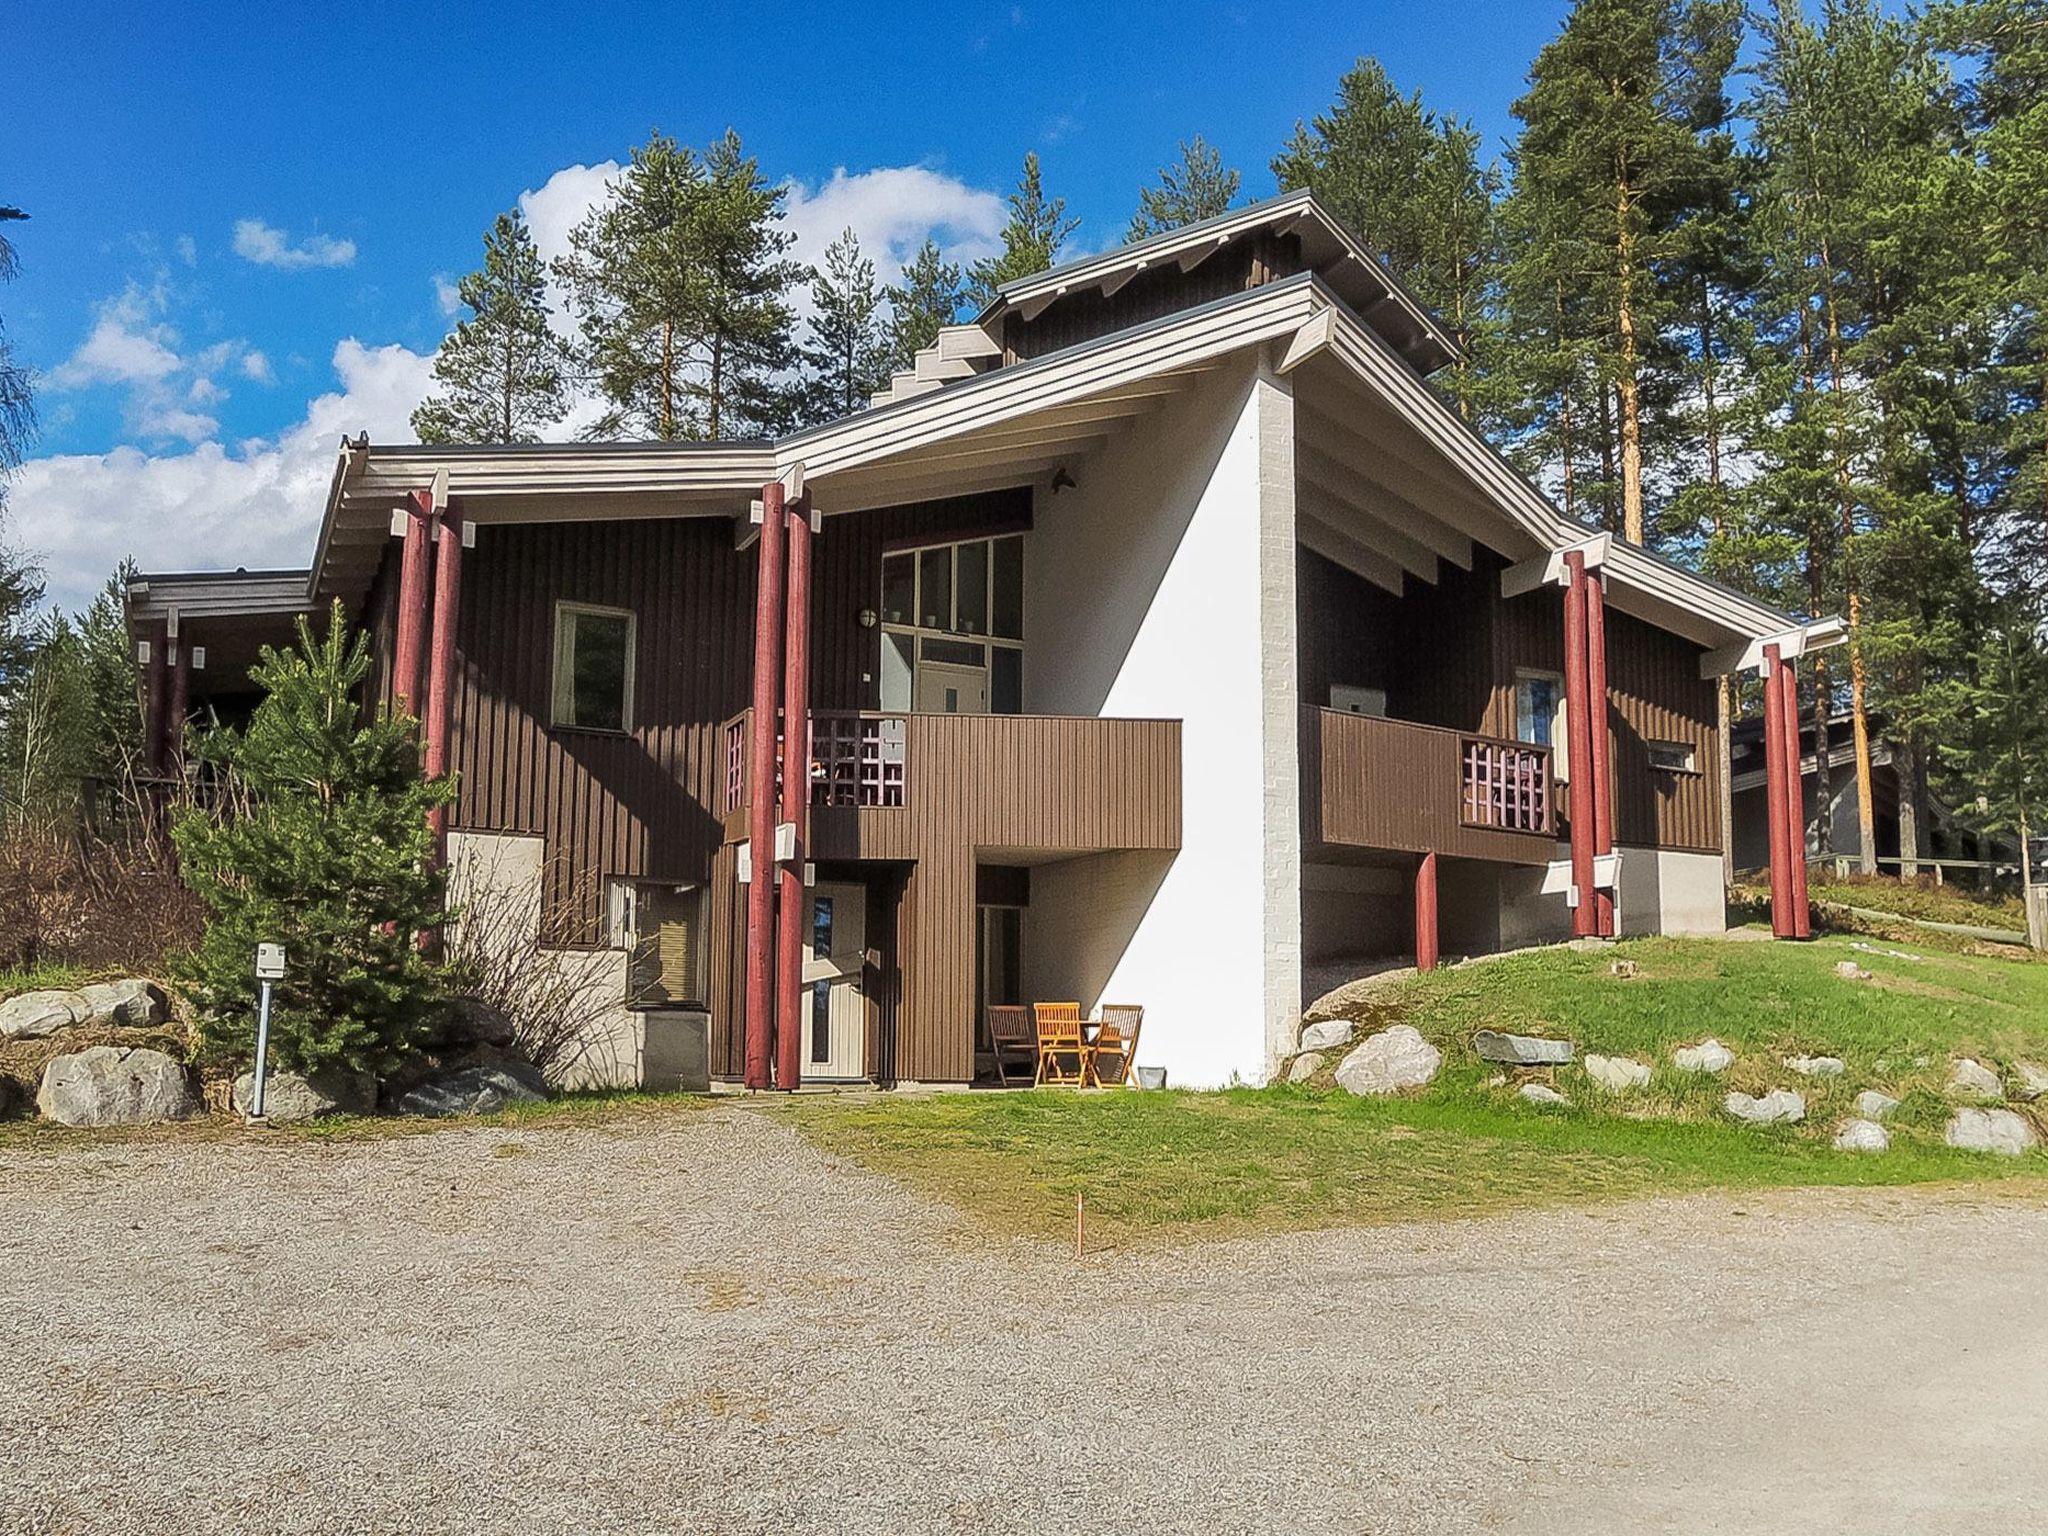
[985,1005,1036,1088]
[1089,1005,1143,1087]
[1033,1002,1090,1086]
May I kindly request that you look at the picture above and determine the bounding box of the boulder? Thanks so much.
[1724,1089,1806,1125]
[1786,1055,1845,1078]
[1948,1058,2004,1100]
[1473,1030,1574,1066]
[232,1067,375,1123]
[445,997,518,1049]
[1835,961,1873,981]
[1286,1052,1325,1085]
[1297,1018,1355,1054]
[0,989,90,1040]
[2010,1061,2048,1102]
[36,1046,197,1127]
[1834,1118,1890,1153]
[1854,1090,1901,1122]
[77,979,165,1029]
[1517,1082,1571,1107]
[1334,1025,1442,1097]
[1945,1108,2037,1156]
[1672,1038,1735,1075]
[1584,1054,1652,1092]
[395,1062,547,1118]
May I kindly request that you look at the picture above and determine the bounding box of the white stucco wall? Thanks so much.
[1023,357,1300,1086]
[1616,846,1728,937]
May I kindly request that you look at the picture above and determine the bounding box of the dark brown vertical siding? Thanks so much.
[1297,544,1719,853]
[1607,610,1721,851]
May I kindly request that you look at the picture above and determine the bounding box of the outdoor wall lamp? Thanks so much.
[858,608,878,629]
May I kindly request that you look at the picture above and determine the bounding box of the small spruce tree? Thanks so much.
[796,227,892,425]
[1127,136,1241,239]
[887,238,965,370]
[968,152,1080,307]
[413,209,571,444]
[172,605,453,1078]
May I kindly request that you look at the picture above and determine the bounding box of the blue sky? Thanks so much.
[7,0,1588,609]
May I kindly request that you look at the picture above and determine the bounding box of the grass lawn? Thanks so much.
[785,931,2048,1249]
[1788,873,2027,933]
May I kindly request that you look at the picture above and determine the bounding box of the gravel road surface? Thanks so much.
[2,1105,2043,1534]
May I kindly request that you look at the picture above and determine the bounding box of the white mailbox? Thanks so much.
[254,943,287,982]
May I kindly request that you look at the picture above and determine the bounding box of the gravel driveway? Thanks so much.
[3,1104,2044,1534]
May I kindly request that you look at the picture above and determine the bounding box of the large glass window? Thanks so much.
[880,534,1024,715]
[552,602,635,732]
[1515,670,1564,750]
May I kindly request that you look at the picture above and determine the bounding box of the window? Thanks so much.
[878,533,1025,715]
[1515,670,1565,749]
[552,603,635,732]
[614,881,705,1008]
[1648,739,1699,774]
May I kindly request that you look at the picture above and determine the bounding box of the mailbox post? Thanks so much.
[247,942,286,1123]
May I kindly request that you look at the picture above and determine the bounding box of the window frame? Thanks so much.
[877,533,1024,715]
[1513,668,1566,750]
[1647,738,1701,776]
[551,599,638,735]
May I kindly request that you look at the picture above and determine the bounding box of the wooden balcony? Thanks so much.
[721,708,1182,863]
[1303,708,1555,865]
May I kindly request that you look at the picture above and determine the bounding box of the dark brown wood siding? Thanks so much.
[1002,232,1302,363]
[1297,545,1721,854]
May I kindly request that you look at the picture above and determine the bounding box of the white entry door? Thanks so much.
[914,659,988,715]
[800,882,867,1080]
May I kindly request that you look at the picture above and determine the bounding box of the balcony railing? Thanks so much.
[1307,709,1554,864]
[723,709,908,814]
[1460,737,1553,835]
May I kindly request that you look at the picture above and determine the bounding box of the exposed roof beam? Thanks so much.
[1295,396,1509,551]
[1700,617,1850,678]
[1500,533,1612,598]
[1294,455,1444,583]
[1297,499,1407,596]
[1294,441,1472,570]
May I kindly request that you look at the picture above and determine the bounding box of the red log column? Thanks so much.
[423,509,463,849]
[744,482,789,1092]
[1777,653,1813,938]
[393,491,433,714]
[167,634,191,769]
[1415,851,1440,973]
[1585,568,1615,936]
[1562,553,1598,937]
[1761,643,1794,938]
[775,492,814,1091]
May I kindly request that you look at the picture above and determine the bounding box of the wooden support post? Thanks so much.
[422,506,463,850]
[1585,567,1615,936]
[744,481,788,1092]
[1562,552,1597,937]
[1761,642,1794,938]
[1777,653,1812,938]
[1415,851,1439,973]
[143,620,169,777]
[393,489,434,715]
[774,491,813,1092]
[167,635,191,769]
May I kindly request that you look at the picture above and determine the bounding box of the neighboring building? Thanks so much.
[128,192,1832,1091]
[1730,710,2013,878]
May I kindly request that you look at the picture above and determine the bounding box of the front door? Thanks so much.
[801,881,867,1080]
[914,659,988,715]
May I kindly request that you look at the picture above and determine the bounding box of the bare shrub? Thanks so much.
[443,847,625,1083]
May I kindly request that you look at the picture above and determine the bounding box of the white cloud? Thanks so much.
[518,161,622,268]
[175,234,198,267]
[48,284,182,388]
[780,165,1005,283]
[45,280,274,446]
[432,274,462,317]
[232,218,357,270]
[8,339,434,613]
[241,350,274,384]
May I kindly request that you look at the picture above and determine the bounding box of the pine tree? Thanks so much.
[413,210,570,444]
[0,205,31,488]
[887,238,965,370]
[557,133,710,440]
[1275,58,1505,423]
[1507,1,1743,547]
[172,606,453,1079]
[797,227,891,426]
[1127,136,1241,239]
[968,153,1079,308]
[690,129,805,437]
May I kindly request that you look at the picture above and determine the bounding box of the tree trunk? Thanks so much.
[1597,384,1618,535]
[1822,273,1879,876]
[1614,175,1645,546]
[709,333,725,440]
[660,319,675,440]
[1896,734,1923,879]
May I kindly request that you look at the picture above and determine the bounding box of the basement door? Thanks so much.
[800,882,867,1081]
